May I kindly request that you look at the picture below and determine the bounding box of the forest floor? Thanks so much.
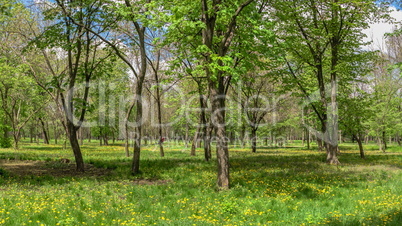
[1,140,402,225]
[0,159,110,177]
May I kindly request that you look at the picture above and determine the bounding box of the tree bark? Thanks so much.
[39,118,49,144]
[190,127,199,156]
[210,83,230,190]
[382,131,387,151]
[317,137,324,151]
[153,50,165,158]
[240,124,245,148]
[185,123,189,149]
[251,128,257,153]
[13,133,20,149]
[326,143,339,164]
[204,126,212,161]
[80,127,84,146]
[200,0,253,189]
[131,65,145,174]
[354,134,365,159]
[124,101,135,157]
[30,126,34,143]
[66,121,85,172]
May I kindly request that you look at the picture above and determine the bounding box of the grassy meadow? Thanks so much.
[1,140,402,225]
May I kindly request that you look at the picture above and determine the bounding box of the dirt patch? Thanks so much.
[0,159,111,177]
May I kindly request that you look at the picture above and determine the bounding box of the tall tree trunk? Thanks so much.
[124,101,135,158]
[354,134,365,159]
[53,122,58,145]
[103,134,109,146]
[39,118,49,144]
[66,121,85,172]
[185,123,189,149]
[157,112,164,158]
[378,136,383,152]
[210,82,229,190]
[153,50,165,158]
[204,126,212,161]
[197,84,211,161]
[13,133,19,149]
[131,75,145,174]
[240,124,246,148]
[80,127,84,146]
[325,18,340,165]
[251,128,257,153]
[382,131,387,151]
[124,123,130,157]
[30,126,33,143]
[35,122,39,145]
[190,127,199,156]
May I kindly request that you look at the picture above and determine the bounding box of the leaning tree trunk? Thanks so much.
[66,121,85,172]
[39,118,49,144]
[354,134,365,159]
[154,60,165,157]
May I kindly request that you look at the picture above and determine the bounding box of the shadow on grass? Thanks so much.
[1,150,402,191]
[23,146,65,151]
[325,208,402,226]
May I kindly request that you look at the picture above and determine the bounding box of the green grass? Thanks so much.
[1,140,402,225]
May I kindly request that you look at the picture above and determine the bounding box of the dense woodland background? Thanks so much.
[1,0,402,189]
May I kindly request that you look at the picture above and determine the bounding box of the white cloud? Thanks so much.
[363,7,402,50]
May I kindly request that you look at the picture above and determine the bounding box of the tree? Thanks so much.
[163,0,274,189]
[0,1,44,149]
[272,0,381,164]
[368,52,402,152]
[232,74,277,152]
[34,0,115,171]
[339,83,373,159]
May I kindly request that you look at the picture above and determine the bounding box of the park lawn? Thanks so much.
[1,141,402,225]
